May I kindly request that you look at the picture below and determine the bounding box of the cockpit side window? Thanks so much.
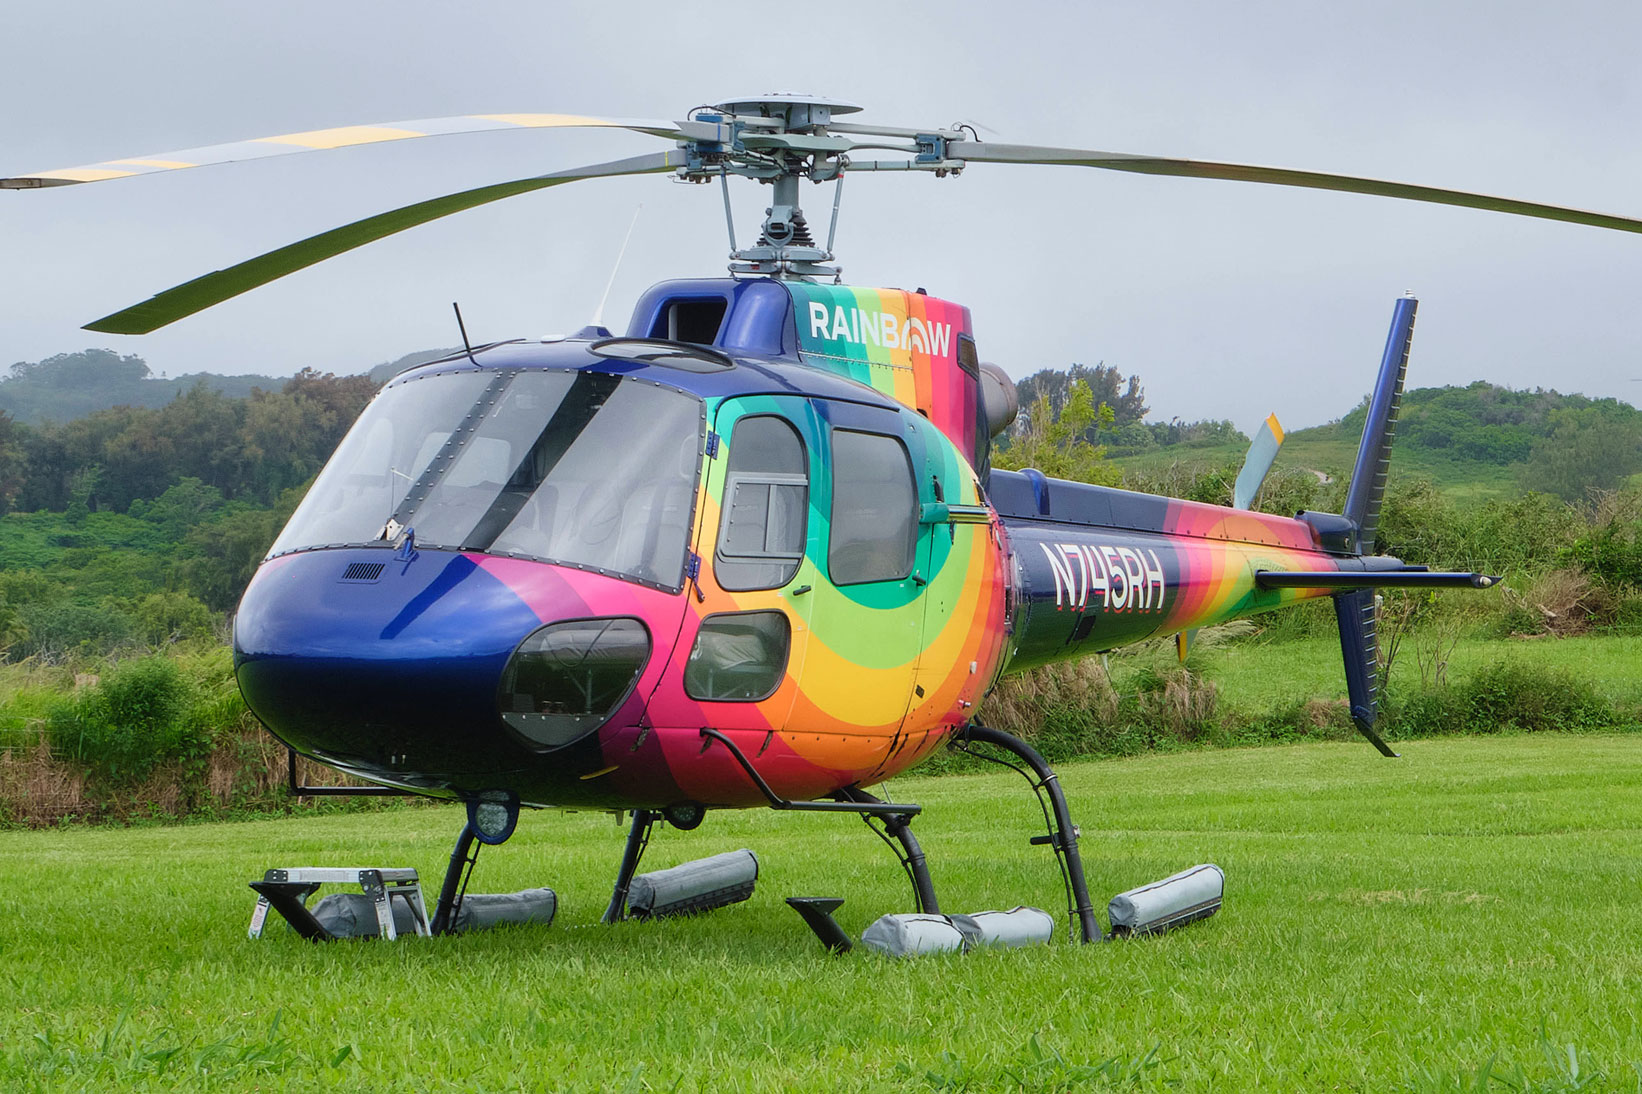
[714,416,808,592]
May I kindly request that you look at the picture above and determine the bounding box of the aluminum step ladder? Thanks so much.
[248,867,431,941]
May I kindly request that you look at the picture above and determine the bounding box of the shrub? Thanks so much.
[46,656,203,781]
[130,591,217,646]
[1392,660,1616,737]
[12,601,134,663]
[1121,662,1220,745]
[1492,568,1625,637]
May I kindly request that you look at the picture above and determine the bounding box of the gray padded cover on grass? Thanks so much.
[627,849,758,918]
[310,888,556,938]
[861,913,968,957]
[310,892,420,938]
[861,907,1054,957]
[951,906,1056,948]
[1108,864,1223,935]
[452,889,557,932]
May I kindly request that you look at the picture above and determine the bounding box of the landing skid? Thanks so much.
[950,723,1100,944]
[435,723,1096,942]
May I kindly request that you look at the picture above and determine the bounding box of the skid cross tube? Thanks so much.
[836,786,939,914]
[429,822,479,935]
[955,724,1101,944]
[697,727,922,816]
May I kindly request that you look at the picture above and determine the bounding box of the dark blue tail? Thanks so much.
[1343,295,1418,555]
[1337,296,1418,757]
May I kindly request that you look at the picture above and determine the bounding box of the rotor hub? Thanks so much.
[682,97,875,281]
[711,95,862,133]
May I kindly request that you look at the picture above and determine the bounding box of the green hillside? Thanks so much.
[1108,380,1642,503]
[0,346,455,426]
[0,350,279,425]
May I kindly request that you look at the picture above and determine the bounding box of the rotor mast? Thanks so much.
[685,96,962,282]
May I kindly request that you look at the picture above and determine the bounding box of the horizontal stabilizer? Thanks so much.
[1257,570,1498,591]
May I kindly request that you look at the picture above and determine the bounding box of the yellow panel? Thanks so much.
[1265,412,1286,445]
[110,158,197,170]
[475,113,616,129]
[258,125,424,150]
[40,167,136,183]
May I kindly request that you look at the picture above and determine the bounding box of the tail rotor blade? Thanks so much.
[1232,413,1285,510]
[83,150,681,334]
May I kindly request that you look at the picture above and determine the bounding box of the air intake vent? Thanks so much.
[341,562,386,582]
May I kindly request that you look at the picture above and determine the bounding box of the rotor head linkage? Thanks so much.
[680,96,962,281]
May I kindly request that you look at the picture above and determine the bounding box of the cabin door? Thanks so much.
[645,396,819,741]
[798,399,929,758]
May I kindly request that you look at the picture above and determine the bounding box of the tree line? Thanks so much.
[4,349,1641,664]
[0,354,378,659]
[0,360,374,517]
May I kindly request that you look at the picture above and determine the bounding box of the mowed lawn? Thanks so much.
[4,735,1642,1091]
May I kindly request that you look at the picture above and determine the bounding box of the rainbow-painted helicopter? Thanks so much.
[9,97,1642,944]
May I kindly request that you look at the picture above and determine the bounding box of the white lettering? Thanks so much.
[1100,546,1128,610]
[830,307,850,341]
[1144,549,1167,610]
[1040,542,1168,614]
[926,321,952,357]
[805,300,956,360]
[1119,548,1147,611]
[906,317,928,355]
[1065,546,1090,610]
[1041,543,1077,610]
[1082,545,1110,605]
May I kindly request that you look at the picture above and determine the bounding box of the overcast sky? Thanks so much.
[4,1,1640,432]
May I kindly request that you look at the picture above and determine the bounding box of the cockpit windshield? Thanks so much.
[269,368,704,589]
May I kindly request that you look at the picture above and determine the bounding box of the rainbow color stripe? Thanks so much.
[459,385,1008,809]
[788,284,982,470]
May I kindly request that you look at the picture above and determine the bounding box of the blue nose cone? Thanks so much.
[234,548,546,787]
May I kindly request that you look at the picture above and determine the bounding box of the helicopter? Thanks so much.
[8,96,1641,945]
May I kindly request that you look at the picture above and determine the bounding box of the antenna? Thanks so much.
[452,302,482,368]
[592,205,643,331]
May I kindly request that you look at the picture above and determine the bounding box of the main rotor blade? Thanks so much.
[3,113,706,189]
[84,150,680,335]
[948,141,1642,235]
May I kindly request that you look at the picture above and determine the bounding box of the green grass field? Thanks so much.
[5,735,1642,1091]
[1209,633,1642,717]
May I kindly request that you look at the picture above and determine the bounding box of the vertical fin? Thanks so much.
[1343,295,1418,555]
[1334,584,1397,757]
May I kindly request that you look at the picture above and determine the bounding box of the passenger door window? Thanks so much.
[714,416,809,591]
